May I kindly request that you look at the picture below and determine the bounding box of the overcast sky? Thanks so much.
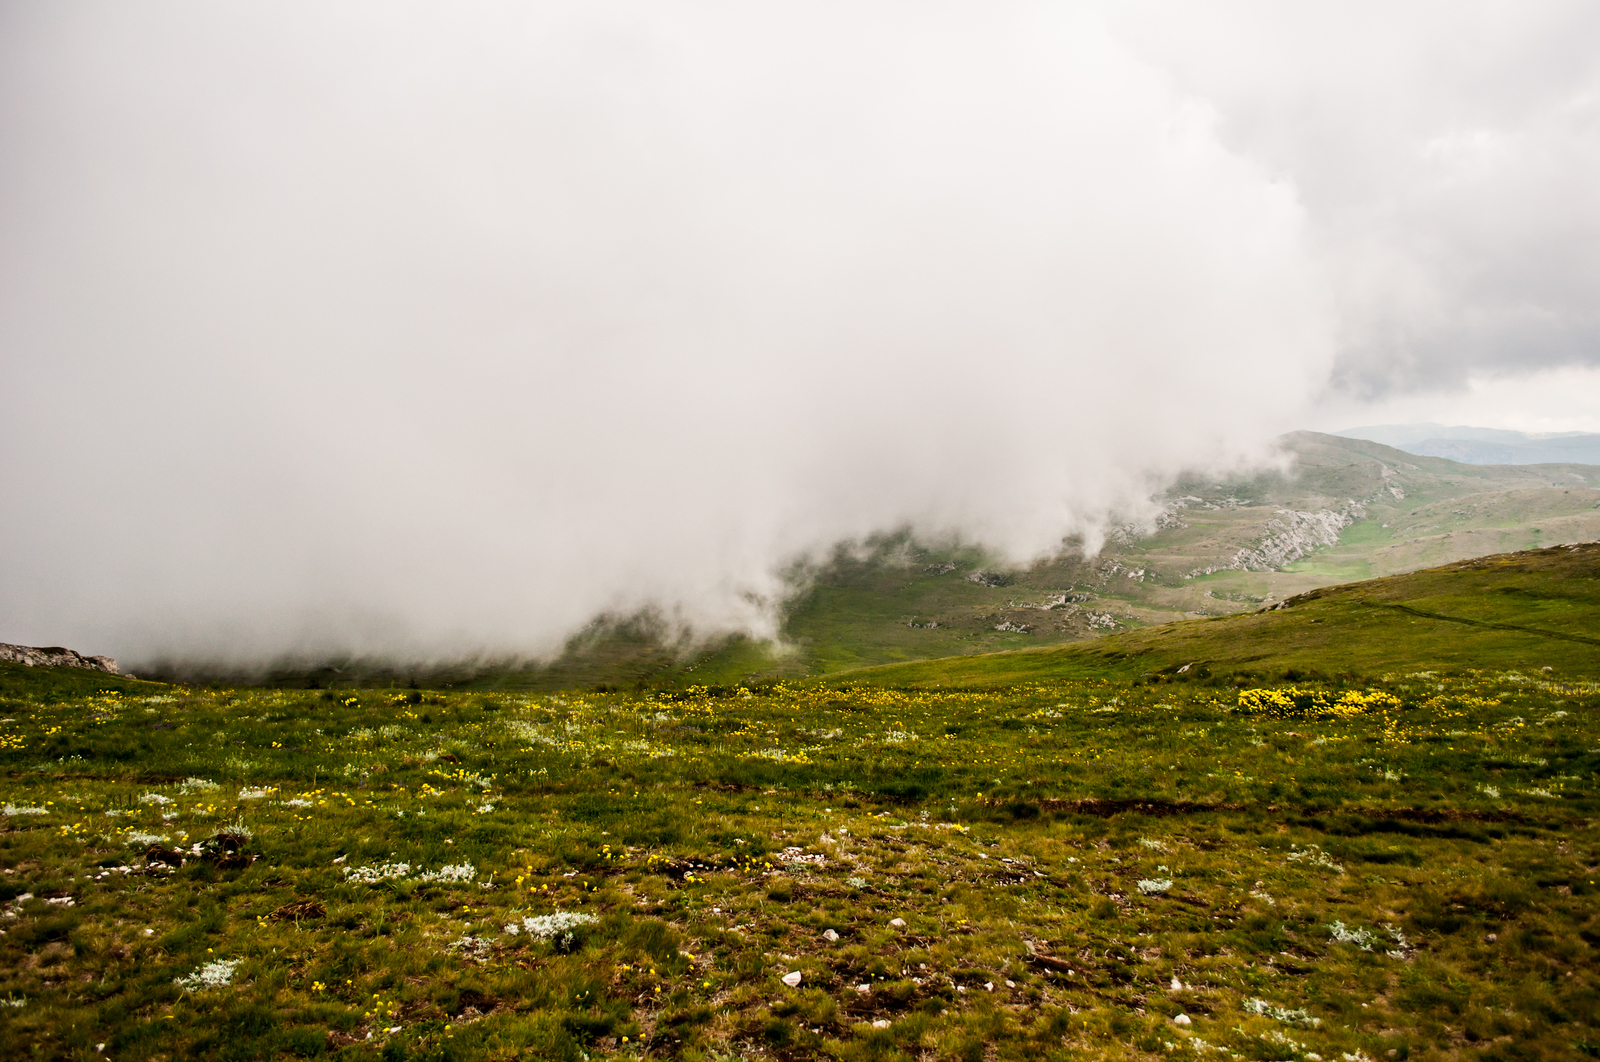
[2,2,1597,664]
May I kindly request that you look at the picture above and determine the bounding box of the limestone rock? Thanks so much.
[0,643,129,677]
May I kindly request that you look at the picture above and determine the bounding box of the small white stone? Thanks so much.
[823,929,839,942]
[889,917,907,927]
[781,970,803,987]
[983,982,994,992]
[856,983,871,994]
[1170,976,1183,991]
[871,1019,890,1029]
[1173,1013,1191,1026]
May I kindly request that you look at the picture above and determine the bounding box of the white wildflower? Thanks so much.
[237,788,274,800]
[283,798,314,808]
[448,935,495,962]
[1137,878,1173,895]
[174,959,240,990]
[517,911,597,939]
[125,831,170,846]
[2,805,47,816]
[342,862,412,884]
[1328,921,1380,950]
[138,793,173,806]
[417,862,476,884]
[1287,844,1344,873]
[1243,998,1321,1027]
[178,778,220,794]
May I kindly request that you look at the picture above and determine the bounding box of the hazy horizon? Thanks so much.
[4,2,1599,665]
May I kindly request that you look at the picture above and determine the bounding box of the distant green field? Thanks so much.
[839,542,1600,689]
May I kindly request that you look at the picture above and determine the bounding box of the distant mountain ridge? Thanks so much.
[1336,422,1600,465]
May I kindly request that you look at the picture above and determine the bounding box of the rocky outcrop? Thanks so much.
[0,643,128,676]
[1187,503,1366,577]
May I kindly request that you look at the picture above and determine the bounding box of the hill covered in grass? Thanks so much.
[840,541,1600,689]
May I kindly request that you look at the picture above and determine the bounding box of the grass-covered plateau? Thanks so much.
[2,662,1598,1061]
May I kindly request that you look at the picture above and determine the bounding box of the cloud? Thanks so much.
[1108,0,1600,396]
[7,2,1530,664]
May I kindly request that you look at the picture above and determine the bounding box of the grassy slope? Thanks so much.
[837,542,1600,688]
[3,663,1599,1060]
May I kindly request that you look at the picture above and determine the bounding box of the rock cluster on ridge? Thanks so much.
[0,643,128,676]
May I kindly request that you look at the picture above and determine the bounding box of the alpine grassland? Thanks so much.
[3,545,1600,1060]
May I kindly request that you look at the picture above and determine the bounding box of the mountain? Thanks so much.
[181,431,1600,691]
[1336,422,1600,465]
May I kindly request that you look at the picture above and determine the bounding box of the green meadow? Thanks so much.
[3,544,1600,1061]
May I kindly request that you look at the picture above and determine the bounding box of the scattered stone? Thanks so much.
[856,983,870,994]
[1170,976,1183,991]
[1173,1014,1191,1026]
[889,917,906,928]
[1005,980,1015,988]
[871,1019,890,1029]
[781,971,802,987]
[983,982,994,992]
[822,929,839,942]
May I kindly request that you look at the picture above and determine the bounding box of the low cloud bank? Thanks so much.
[3,3,1589,665]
